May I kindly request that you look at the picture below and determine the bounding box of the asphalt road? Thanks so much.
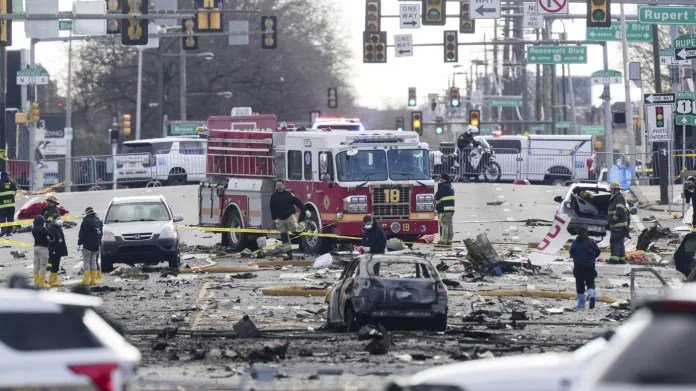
[0,183,685,391]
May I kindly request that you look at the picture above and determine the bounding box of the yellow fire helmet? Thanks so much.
[45,193,59,203]
[610,182,622,190]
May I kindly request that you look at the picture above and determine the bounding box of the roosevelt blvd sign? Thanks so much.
[527,45,587,64]
[586,22,653,42]
[638,6,696,25]
[591,70,622,85]
[660,48,691,65]
[488,98,523,108]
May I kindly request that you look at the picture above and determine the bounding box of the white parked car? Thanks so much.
[101,195,183,272]
[0,281,140,391]
[385,333,613,391]
[115,136,207,187]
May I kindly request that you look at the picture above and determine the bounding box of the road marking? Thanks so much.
[498,195,505,199]
[631,214,646,232]
[496,188,502,191]
[191,281,211,330]
[503,208,511,212]
[507,217,514,221]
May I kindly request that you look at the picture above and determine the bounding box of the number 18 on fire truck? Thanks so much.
[197,107,439,254]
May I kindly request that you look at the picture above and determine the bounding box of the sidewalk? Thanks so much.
[631,184,685,211]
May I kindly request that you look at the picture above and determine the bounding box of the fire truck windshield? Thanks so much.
[335,149,430,182]
[387,149,430,180]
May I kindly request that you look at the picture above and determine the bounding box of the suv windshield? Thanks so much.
[105,202,170,223]
[336,150,387,181]
[387,149,430,180]
[317,124,362,131]
[122,143,154,154]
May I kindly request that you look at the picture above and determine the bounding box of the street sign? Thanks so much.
[674,34,696,49]
[660,48,691,65]
[527,46,587,64]
[480,124,497,134]
[73,0,107,36]
[646,104,673,142]
[394,34,413,57]
[675,91,694,125]
[58,20,72,31]
[555,121,574,129]
[638,6,696,25]
[675,47,696,61]
[591,70,622,86]
[44,129,64,138]
[16,68,49,85]
[488,98,523,108]
[537,0,568,15]
[586,22,653,42]
[581,125,604,136]
[170,122,203,135]
[471,90,483,106]
[643,93,675,105]
[399,3,421,29]
[470,0,501,19]
[523,3,543,29]
[530,124,545,131]
[228,21,249,46]
[64,127,73,141]
[154,0,177,26]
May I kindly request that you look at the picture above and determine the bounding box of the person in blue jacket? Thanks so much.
[569,226,601,309]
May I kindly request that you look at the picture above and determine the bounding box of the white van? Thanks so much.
[115,137,207,186]
[482,135,594,185]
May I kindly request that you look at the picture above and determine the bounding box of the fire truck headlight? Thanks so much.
[416,194,434,203]
[343,196,368,213]
[416,203,434,212]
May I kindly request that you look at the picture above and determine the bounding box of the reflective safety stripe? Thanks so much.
[610,222,628,227]
[443,206,455,211]
[439,196,455,201]
[0,203,15,209]
[0,191,14,197]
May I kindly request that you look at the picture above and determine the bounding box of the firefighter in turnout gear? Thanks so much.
[607,182,629,264]
[0,171,16,237]
[683,176,696,229]
[435,173,455,246]
[270,179,313,260]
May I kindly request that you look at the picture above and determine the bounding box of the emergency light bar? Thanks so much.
[314,117,361,123]
[350,135,405,144]
[231,107,253,116]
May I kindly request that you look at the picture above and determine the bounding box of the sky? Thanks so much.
[9,1,645,110]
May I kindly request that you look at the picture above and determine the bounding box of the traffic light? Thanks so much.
[30,102,39,123]
[121,0,148,46]
[450,87,460,108]
[444,30,458,63]
[435,117,444,134]
[261,16,278,49]
[0,0,12,47]
[422,0,445,26]
[328,88,338,109]
[587,0,611,28]
[182,17,198,50]
[396,116,405,132]
[408,87,416,107]
[412,111,422,135]
[195,0,222,32]
[363,31,387,63]
[655,106,664,127]
[459,1,474,34]
[121,114,131,137]
[430,98,437,111]
[365,0,380,32]
[110,129,119,144]
[310,110,321,124]
[469,110,480,128]
[106,0,121,34]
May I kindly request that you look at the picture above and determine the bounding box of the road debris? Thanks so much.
[248,340,290,362]
[363,324,391,355]
[234,315,261,338]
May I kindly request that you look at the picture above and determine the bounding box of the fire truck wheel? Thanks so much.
[300,211,331,254]
[224,209,248,252]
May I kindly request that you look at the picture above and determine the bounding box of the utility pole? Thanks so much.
[180,38,187,121]
[65,30,73,190]
[535,29,541,124]
[620,3,636,164]
[603,43,613,156]
[0,41,6,172]
[28,39,37,191]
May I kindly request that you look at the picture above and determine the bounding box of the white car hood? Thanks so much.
[405,352,590,391]
[104,221,173,236]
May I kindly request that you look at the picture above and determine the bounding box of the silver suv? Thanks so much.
[100,195,183,272]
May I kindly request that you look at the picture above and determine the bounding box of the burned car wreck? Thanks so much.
[553,183,638,238]
[325,254,448,332]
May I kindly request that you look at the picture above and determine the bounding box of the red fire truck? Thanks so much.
[198,107,438,254]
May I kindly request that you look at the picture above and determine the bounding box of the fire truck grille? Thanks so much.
[372,186,411,220]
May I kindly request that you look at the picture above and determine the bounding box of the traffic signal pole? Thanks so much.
[28,38,37,191]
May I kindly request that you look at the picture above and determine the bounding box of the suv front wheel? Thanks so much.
[168,251,181,270]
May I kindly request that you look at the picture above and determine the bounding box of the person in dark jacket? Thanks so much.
[45,212,68,287]
[360,215,386,254]
[31,215,53,288]
[78,206,103,286]
[435,173,455,246]
[684,176,696,229]
[0,171,17,237]
[270,179,312,260]
[569,226,601,309]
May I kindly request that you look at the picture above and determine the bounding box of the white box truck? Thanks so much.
[482,135,594,185]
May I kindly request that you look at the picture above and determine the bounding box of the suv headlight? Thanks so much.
[102,230,117,242]
[343,196,368,214]
[160,225,177,239]
[416,194,435,212]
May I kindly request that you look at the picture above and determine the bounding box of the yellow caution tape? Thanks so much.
[0,215,84,228]
[0,238,34,247]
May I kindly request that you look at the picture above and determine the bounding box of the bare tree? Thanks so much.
[629,26,690,92]
[70,0,355,155]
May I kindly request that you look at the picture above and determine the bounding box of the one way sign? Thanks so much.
[644,93,675,104]
[676,47,696,60]
[394,34,413,58]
